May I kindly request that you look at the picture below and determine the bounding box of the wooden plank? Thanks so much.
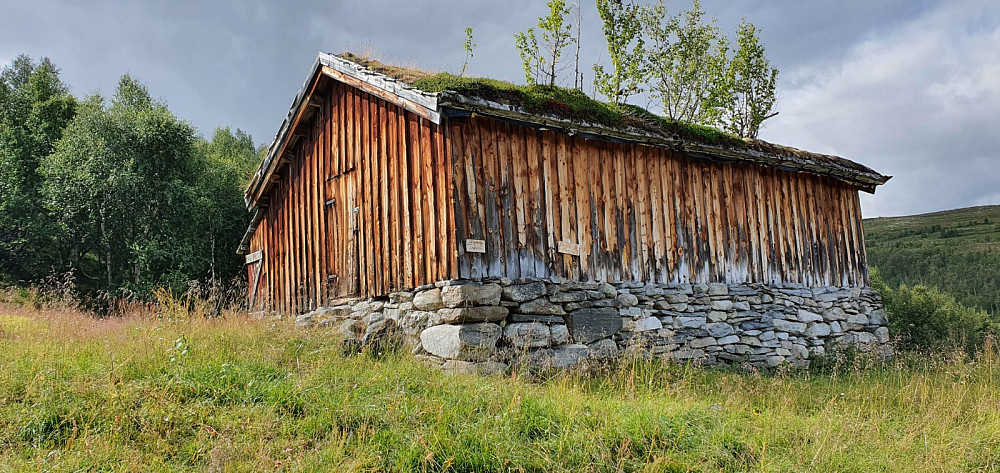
[767,169,785,284]
[785,171,803,285]
[556,132,578,279]
[635,146,659,282]
[660,151,677,283]
[691,161,707,282]
[450,122,471,279]
[510,125,532,278]
[574,136,593,281]
[720,164,735,282]
[376,98,389,292]
[804,175,821,285]
[495,121,519,279]
[477,118,502,277]
[673,154,689,283]
[525,128,547,278]
[421,117,438,282]
[710,164,725,281]
[465,118,487,278]
[435,125,452,281]
[292,149,301,311]
[307,121,316,309]
[751,167,768,283]
[853,192,868,284]
[541,129,559,277]
[623,145,639,281]
[587,141,603,280]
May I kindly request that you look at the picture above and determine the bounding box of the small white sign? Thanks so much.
[465,239,486,253]
[557,240,579,256]
[245,250,263,264]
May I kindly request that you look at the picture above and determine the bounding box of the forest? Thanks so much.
[0,55,261,311]
[865,205,1000,316]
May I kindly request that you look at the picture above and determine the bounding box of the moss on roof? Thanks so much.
[413,73,748,149]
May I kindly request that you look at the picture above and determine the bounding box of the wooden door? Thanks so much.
[325,170,360,298]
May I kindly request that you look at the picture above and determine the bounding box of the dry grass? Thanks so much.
[1,301,999,471]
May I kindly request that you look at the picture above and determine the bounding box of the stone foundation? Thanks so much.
[296,277,889,372]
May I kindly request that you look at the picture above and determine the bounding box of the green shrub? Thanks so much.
[871,268,998,353]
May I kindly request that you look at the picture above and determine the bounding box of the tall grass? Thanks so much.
[2,302,999,472]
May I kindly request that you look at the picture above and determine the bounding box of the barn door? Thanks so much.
[325,170,360,298]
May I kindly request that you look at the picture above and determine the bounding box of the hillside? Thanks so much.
[864,205,1000,316]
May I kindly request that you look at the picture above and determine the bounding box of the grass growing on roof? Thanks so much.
[410,72,747,149]
[3,303,1000,471]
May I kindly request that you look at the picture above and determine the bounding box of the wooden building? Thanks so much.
[238,53,890,316]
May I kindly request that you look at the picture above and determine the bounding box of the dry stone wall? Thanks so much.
[296,277,889,373]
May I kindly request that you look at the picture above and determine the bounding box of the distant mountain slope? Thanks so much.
[864,205,1000,316]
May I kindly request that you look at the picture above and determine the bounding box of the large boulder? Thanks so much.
[420,323,502,361]
[441,283,503,307]
[565,307,622,344]
[413,288,445,311]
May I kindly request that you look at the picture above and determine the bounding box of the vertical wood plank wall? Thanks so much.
[248,81,456,315]
[450,115,868,288]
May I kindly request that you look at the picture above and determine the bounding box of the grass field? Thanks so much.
[2,305,999,472]
[865,205,1000,316]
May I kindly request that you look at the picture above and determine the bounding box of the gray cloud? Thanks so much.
[1,0,996,217]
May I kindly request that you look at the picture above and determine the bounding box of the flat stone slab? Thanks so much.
[565,307,622,344]
[441,283,502,307]
[433,306,508,324]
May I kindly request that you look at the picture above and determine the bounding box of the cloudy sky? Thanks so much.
[2,0,997,217]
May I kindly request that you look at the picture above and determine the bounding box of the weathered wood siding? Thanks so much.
[450,115,868,287]
[248,80,456,314]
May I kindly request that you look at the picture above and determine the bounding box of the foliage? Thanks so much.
[0,55,262,307]
[710,19,779,139]
[2,307,1000,470]
[458,27,476,77]
[513,0,576,86]
[643,0,729,125]
[41,76,208,297]
[872,268,998,354]
[0,55,77,280]
[865,205,1000,317]
[593,0,646,106]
